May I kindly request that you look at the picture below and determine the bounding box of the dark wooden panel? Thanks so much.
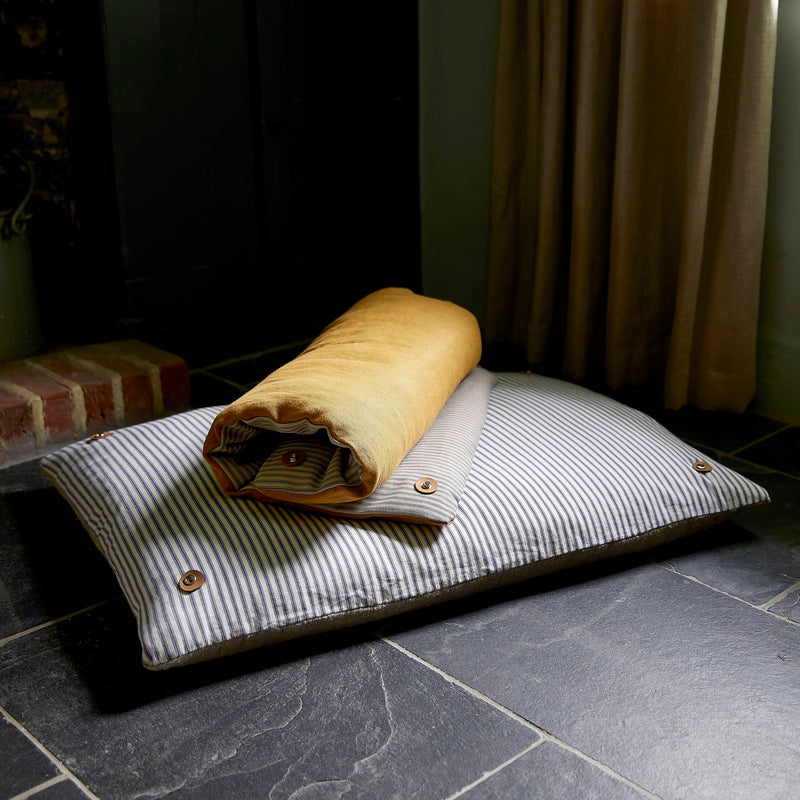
[77,0,419,364]
[99,0,260,360]
[253,0,421,339]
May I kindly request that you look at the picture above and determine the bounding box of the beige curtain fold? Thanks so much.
[485,0,778,411]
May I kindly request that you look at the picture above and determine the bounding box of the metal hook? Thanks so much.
[1,151,35,238]
[9,151,35,237]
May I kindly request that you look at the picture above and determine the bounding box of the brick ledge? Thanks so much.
[0,341,190,467]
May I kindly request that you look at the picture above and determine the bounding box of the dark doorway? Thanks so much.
[67,0,421,365]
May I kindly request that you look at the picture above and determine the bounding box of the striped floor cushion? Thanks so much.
[216,367,497,525]
[41,373,769,669]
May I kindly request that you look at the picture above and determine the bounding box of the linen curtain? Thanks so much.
[485,0,778,411]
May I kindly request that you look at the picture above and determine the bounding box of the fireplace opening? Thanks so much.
[1,1,421,368]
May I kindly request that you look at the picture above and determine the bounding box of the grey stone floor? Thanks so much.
[1,357,799,799]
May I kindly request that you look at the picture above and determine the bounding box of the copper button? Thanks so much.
[179,570,205,593]
[89,431,113,441]
[692,461,713,473]
[282,450,306,467]
[414,477,438,494]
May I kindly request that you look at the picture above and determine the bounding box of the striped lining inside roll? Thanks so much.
[253,434,361,495]
[214,418,364,495]
[41,372,769,668]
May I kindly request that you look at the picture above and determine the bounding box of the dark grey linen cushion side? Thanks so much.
[41,373,769,669]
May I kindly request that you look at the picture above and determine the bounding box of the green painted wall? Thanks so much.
[755,1,800,424]
[418,0,499,326]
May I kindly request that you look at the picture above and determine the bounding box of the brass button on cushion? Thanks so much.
[282,451,306,467]
[179,570,205,593]
[414,477,438,494]
[692,461,713,473]
[90,431,114,441]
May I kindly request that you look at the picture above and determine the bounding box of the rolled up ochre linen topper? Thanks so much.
[203,287,483,509]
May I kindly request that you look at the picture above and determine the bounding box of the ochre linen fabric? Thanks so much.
[485,0,777,412]
[203,287,482,506]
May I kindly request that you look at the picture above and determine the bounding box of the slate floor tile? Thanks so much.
[768,586,800,624]
[388,563,800,800]
[188,371,241,408]
[648,462,800,606]
[250,342,309,375]
[654,519,800,607]
[0,715,60,799]
[199,342,308,393]
[0,462,120,640]
[0,459,52,496]
[653,408,786,454]
[722,459,800,549]
[736,425,800,476]
[458,741,650,800]
[25,779,93,800]
[0,601,538,800]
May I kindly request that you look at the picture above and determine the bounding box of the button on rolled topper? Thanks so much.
[89,431,114,441]
[692,460,713,473]
[282,450,306,467]
[179,570,205,593]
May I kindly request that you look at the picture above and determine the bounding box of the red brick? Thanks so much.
[107,340,190,412]
[0,340,190,466]
[0,362,76,443]
[31,352,115,434]
[69,344,155,424]
[0,384,36,460]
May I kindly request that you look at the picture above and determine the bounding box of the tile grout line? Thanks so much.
[9,774,70,800]
[441,741,545,800]
[381,636,661,799]
[679,436,800,481]
[1,706,101,800]
[755,579,800,612]
[0,597,121,650]
[657,562,800,627]
[190,338,313,372]
[724,455,800,481]
[190,369,250,392]
[728,423,795,457]
[380,636,543,734]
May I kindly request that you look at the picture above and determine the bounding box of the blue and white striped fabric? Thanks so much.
[209,367,496,524]
[41,373,769,669]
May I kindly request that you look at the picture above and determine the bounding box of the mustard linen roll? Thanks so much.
[203,288,482,506]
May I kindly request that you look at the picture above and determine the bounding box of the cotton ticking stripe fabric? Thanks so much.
[214,418,364,494]
[206,368,495,524]
[41,373,769,669]
[311,367,496,523]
